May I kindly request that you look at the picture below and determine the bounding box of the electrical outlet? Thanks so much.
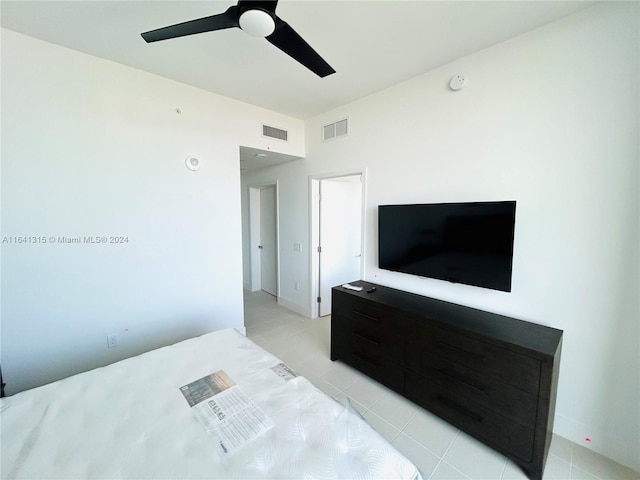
[107,334,119,348]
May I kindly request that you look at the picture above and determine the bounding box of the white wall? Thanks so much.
[241,2,639,471]
[0,29,304,395]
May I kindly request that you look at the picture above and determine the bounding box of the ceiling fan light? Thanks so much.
[239,9,275,37]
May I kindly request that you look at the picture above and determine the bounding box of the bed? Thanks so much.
[1,329,423,479]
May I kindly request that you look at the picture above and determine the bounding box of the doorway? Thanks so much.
[311,173,364,317]
[259,185,277,296]
[248,183,279,297]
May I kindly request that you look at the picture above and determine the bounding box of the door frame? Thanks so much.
[309,169,367,318]
[248,181,280,296]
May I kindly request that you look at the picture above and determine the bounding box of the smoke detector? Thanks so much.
[449,74,467,91]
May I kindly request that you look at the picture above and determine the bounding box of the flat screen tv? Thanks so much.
[378,201,516,292]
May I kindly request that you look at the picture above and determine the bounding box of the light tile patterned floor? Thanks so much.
[244,290,639,480]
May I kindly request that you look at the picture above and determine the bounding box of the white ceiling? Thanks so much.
[1,0,597,121]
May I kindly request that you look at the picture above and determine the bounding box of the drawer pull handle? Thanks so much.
[437,341,486,362]
[352,332,380,346]
[353,310,380,323]
[437,396,483,422]
[353,351,379,366]
[438,369,485,393]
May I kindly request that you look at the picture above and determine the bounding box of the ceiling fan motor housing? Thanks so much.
[239,8,276,37]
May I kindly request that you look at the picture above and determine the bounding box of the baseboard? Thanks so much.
[243,283,260,292]
[554,413,639,472]
[277,296,310,318]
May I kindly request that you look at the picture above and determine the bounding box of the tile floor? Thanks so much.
[244,290,639,480]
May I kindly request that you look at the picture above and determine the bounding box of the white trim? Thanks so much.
[277,295,310,318]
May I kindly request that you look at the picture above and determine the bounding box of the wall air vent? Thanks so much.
[262,124,288,142]
[322,118,349,142]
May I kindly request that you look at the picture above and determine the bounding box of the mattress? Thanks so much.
[1,329,422,479]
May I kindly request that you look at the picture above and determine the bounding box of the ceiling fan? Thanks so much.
[141,0,335,78]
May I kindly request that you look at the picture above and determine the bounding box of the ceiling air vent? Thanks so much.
[262,124,288,142]
[322,118,349,142]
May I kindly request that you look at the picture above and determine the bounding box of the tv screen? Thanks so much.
[378,201,516,292]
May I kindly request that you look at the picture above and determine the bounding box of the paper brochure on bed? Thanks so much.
[180,370,235,406]
[270,362,297,381]
[180,370,274,458]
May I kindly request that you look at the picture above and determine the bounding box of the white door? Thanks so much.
[260,186,277,296]
[319,176,362,316]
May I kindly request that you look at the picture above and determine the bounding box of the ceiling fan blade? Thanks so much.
[267,17,335,78]
[141,6,239,43]
[238,0,278,15]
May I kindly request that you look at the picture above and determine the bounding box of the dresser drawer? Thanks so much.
[406,348,538,428]
[332,293,399,329]
[332,307,390,336]
[407,322,541,394]
[333,335,404,392]
[405,370,534,462]
[333,314,403,363]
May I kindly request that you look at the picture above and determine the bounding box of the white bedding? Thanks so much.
[1,329,422,479]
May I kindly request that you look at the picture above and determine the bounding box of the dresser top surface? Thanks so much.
[332,281,563,359]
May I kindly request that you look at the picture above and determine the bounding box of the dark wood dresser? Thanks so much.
[331,281,562,480]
